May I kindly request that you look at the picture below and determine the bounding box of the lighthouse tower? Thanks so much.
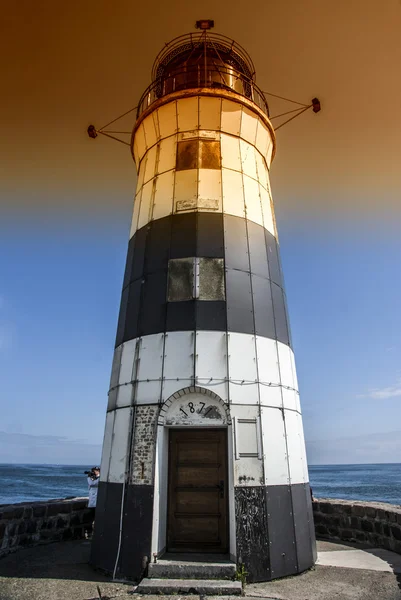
[91,25,316,583]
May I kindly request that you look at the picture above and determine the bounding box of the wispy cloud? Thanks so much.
[357,382,401,400]
[0,431,101,464]
[307,430,401,465]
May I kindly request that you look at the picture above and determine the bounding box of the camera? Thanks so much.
[84,467,99,480]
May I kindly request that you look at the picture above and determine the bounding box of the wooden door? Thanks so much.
[167,428,228,553]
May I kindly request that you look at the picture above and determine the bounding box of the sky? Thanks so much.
[1,215,400,465]
[1,0,401,465]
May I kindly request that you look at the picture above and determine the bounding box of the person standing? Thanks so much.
[86,467,100,539]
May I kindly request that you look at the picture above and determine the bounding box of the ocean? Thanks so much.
[0,463,401,506]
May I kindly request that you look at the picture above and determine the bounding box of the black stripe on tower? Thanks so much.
[90,482,154,580]
[116,213,291,347]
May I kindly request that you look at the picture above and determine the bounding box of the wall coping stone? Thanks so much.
[0,497,90,560]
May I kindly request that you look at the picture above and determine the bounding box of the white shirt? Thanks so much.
[87,476,99,507]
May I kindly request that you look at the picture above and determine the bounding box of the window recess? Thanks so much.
[167,257,225,301]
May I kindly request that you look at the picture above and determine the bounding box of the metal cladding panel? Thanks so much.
[197,212,224,257]
[267,139,273,165]
[143,112,157,149]
[221,133,241,171]
[252,275,276,339]
[107,388,118,411]
[174,169,198,206]
[265,232,282,287]
[291,483,314,572]
[240,139,258,180]
[255,149,269,191]
[177,97,199,131]
[152,109,161,141]
[134,122,146,163]
[295,391,301,414]
[271,284,290,346]
[284,410,306,485]
[136,381,162,405]
[123,238,135,290]
[120,485,154,580]
[277,342,294,389]
[115,288,129,348]
[162,331,195,400]
[265,485,298,579]
[241,106,258,146]
[152,170,175,221]
[110,345,123,390]
[259,185,275,237]
[170,213,197,257]
[130,191,141,239]
[123,279,142,342]
[198,169,222,210]
[136,154,147,194]
[145,217,171,274]
[227,332,258,404]
[298,419,310,484]
[119,339,137,384]
[166,300,196,331]
[258,384,282,409]
[131,226,147,282]
[199,96,221,130]
[222,168,245,219]
[157,135,176,174]
[226,269,254,334]
[196,300,227,331]
[221,99,242,136]
[144,145,157,185]
[139,271,167,337]
[282,388,298,411]
[195,331,228,401]
[255,336,280,386]
[100,411,115,482]
[90,482,121,573]
[290,342,299,392]
[116,382,133,408]
[137,334,164,380]
[261,406,289,485]
[282,291,293,348]
[108,407,131,483]
[224,214,249,272]
[235,487,270,582]
[136,334,164,405]
[255,120,270,163]
[244,175,263,227]
[157,101,178,139]
[138,180,153,230]
[247,220,269,279]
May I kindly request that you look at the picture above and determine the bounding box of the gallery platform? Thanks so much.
[0,538,401,600]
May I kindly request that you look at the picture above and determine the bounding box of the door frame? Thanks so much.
[166,427,229,553]
[150,396,236,561]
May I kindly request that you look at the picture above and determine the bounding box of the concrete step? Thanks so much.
[136,578,243,595]
[148,558,236,579]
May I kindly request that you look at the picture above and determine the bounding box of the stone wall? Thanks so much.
[0,497,92,559]
[313,498,401,553]
[2,495,401,562]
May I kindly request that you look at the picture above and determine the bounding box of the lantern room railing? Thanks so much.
[136,65,269,119]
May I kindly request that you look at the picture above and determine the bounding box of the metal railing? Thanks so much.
[137,66,269,119]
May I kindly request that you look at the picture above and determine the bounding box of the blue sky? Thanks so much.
[0,213,400,465]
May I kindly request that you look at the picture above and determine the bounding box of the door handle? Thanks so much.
[218,480,225,498]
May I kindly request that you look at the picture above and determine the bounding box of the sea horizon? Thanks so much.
[1,462,401,507]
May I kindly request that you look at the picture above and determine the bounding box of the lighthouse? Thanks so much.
[91,24,316,583]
